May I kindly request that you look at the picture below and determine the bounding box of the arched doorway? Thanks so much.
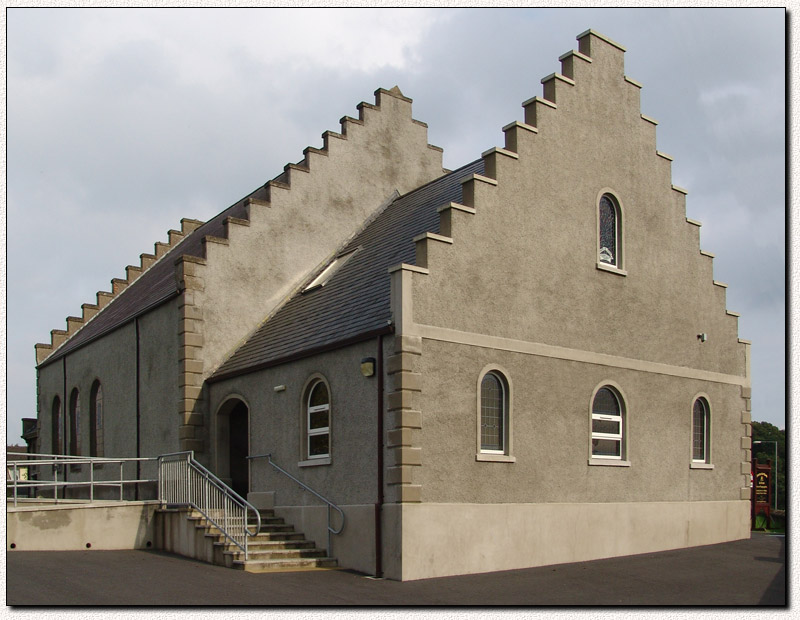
[216,398,250,499]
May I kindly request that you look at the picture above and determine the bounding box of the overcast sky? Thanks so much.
[5,7,786,444]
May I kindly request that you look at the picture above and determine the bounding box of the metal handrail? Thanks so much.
[6,454,158,507]
[248,453,344,554]
[157,451,261,560]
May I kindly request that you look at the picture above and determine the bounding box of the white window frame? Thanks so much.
[305,379,330,461]
[303,249,358,293]
[690,395,714,469]
[589,383,630,467]
[476,365,515,463]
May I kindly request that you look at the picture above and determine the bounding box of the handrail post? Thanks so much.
[90,462,94,502]
[13,463,18,507]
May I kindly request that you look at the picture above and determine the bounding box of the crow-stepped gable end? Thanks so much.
[29,31,750,582]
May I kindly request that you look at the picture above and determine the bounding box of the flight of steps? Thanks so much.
[190,509,338,573]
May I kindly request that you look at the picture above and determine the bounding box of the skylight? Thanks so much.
[302,249,358,293]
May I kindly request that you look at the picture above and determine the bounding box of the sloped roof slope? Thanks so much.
[211,158,484,381]
[39,195,255,366]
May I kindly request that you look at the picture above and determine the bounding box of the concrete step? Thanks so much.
[214,539,316,551]
[231,557,338,573]
[225,548,328,561]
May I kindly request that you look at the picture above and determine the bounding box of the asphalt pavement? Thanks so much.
[6,532,785,606]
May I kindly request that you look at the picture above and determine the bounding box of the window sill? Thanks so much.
[476,453,516,463]
[690,462,714,470]
[596,262,627,276]
[298,457,331,467]
[588,458,631,467]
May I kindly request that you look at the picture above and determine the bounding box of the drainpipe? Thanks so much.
[375,334,384,578]
[62,356,67,498]
[135,317,141,500]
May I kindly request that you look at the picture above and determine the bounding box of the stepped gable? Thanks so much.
[35,207,243,367]
[210,159,484,381]
[36,85,442,368]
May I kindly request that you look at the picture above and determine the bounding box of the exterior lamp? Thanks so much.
[360,357,376,377]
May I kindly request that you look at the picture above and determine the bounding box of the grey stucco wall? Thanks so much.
[416,339,744,504]
[207,339,382,508]
[36,299,181,466]
[411,37,745,377]
[194,89,444,381]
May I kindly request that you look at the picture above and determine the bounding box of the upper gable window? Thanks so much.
[597,193,625,274]
[303,249,358,293]
[598,195,619,265]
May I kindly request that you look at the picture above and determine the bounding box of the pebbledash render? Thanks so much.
[33,30,751,581]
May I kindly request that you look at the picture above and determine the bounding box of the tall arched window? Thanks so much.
[90,381,104,457]
[68,388,81,456]
[591,386,624,460]
[51,396,62,454]
[480,372,507,453]
[306,380,330,460]
[598,194,622,268]
[692,397,710,463]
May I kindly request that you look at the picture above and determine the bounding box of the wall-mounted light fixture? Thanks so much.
[361,357,376,377]
[697,333,708,343]
[274,385,286,392]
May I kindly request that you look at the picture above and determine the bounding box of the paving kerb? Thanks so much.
[6,532,785,605]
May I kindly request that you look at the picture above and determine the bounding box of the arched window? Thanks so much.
[480,372,507,453]
[591,386,624,460]
[692,397,710,463]
[598,194,622,268]
[90,381,104,457]
[68,388,81,456]
[306,380,330,460]
[51,396,62,455]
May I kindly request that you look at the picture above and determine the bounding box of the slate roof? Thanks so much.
[210,158,484,381]
[38,190,260,367]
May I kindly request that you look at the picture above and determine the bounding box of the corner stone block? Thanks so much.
[398,485,422,503]
[387,352,419,375]
[388,409,422,430]
[387,390,417,412]
[741,387,752,399]
[741,411,751,424]
[394,335,422,355]
[740,462,751,475]
[386,465,415,486]
[740,487,752,500]
[740,437,751,450]
[179,425,197,440]
[387,428,417,448]
[181,412,205,427]
[389,446,422,467]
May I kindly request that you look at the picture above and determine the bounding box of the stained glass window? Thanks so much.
[480,372,505,452]
[692,398,708,462]
[599,195,618,266]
